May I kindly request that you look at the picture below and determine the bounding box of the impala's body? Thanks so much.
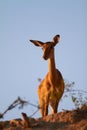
[30,35,64,117]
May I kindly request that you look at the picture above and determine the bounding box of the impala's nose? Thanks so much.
[43,55,48,60]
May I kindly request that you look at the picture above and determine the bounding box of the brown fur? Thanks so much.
[30,35,64,117]
[38,69,64,116]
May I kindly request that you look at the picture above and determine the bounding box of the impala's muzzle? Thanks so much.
[43,54,48,60]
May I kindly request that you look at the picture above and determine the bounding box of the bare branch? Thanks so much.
[0,97,28,119]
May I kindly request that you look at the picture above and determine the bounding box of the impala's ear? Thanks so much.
[52,34,60,46]
[30,40,44,47]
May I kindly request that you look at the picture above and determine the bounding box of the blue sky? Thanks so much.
[0,0,87,120]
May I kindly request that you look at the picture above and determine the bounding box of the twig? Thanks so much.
[29,109,40,117]
[0,97,28,119]
[65,89,87,94]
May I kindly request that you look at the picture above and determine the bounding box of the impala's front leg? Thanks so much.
[50,99,59,114]
[44,96,49,116]
[39,95,49,117]
[39,98,44,117]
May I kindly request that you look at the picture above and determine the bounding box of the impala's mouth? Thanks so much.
[43,55,48,60]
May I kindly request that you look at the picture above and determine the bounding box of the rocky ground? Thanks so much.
[0,106,87,130]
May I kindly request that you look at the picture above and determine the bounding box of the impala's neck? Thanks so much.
[48,48,57,84]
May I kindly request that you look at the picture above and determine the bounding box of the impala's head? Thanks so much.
[30,34,60,60]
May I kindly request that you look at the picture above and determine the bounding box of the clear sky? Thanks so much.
[0,0,87,120]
